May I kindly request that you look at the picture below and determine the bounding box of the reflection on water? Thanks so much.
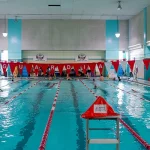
[0,80,10,87]
[117,83,124,105]
[0,107,13,137]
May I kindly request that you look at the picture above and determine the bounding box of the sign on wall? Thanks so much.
[33,53,47,61]
[75,53,88,61]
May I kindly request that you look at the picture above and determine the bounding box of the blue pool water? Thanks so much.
[0,79,150,150]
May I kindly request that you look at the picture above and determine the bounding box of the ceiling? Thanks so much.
[0,0,150,20]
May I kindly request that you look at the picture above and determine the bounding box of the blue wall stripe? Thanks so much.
[105,20,119,60]
[8,19,22,61]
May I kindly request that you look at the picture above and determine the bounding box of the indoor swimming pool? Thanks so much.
[0,79,150,150]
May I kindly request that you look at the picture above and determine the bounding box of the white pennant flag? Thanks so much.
[105,62,112,74]
[135,60,144,78]
[120,61,127,72]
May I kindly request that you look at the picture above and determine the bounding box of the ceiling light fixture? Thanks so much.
[2,15,8,38]
[115,16,120,38]
[117,1,122,10]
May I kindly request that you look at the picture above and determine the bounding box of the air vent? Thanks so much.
[48,5,61,7]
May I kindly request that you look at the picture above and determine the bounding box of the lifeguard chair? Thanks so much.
[81,96,120,150]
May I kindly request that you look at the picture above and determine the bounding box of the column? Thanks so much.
[105,20,119,60]
[8,19,22,62]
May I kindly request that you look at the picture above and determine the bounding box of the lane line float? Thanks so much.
[39,80,61,150]
[1,80,40,105]
[79,79,150,150]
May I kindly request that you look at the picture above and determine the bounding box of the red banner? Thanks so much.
[57,64,64,75]
[1,62,8,75]
[64,64,72,74]
[111,60,119,73]
[32,63,40,75]
[49,64,56,75]
[17,63,25,74]
[128,60,135,72]
[97,62,104,74]
[88,63,96,74]
[25,63,33,75]
[39,64,49,74]
[73,64,81,74]
[143,59,150,70]
[81,63,88,74]
[9,62,18,74]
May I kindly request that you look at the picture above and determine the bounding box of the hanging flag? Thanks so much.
[50,64,56,74]
[64,64,72,74]
[111,60,119,73]
[105,62,112,74]
[128,60,135,72]
[17,62,25,75]
[32,63,40,75]
[25,63,33,75]
[88,63,96,74]
[57,64,64,75]
[143,59,150,70]
[73,63,81,74]
[1,62,8,75]
[81,63,88,74]
[81,96,119,119]
[9,62,17,74]
[135,60,144,78]
[97,62,104,75]
[120,61,127,72]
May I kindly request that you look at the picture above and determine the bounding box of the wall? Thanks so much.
[129,11,144,46]
[22,20,106,51]
[129,11,144,60]
[119,20,129,51]
[22,50,105,63]
[0,19,8,50]
[147,5,150,42]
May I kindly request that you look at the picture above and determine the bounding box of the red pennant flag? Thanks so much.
[9,62,18,74]
[32,63,40,75]
[25,63,33,75]
[57,64,64,75]
[64,64,72,74]
[17,62,25,74]
[1,62,8,75]
[128,60,135,72]
[81,63,88,74]
[143,59,150,70]
[81,96,119,119]
[97,62,104,75]
[111,60,119,73]
[50,64,56,74]
[73,64,81,74]
[88,63,96,74]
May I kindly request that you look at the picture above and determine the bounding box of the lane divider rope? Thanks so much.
[79,79,150,150]
[103,81,150,103]
[1,80,40,105]
[39,80,61,150]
